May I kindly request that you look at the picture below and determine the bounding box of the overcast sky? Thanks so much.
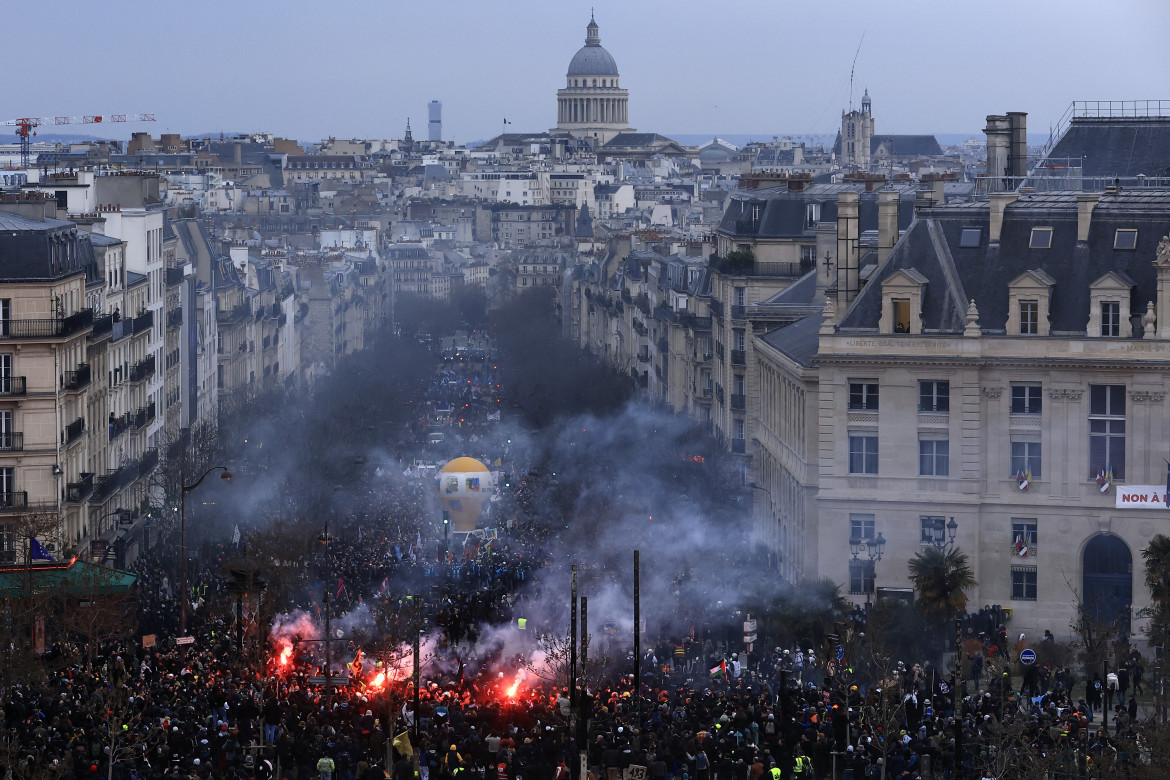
[8,0,1168,145]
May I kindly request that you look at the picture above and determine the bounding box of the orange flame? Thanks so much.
[371,671,386,689]
[506,677,520,698]
[279,646,292,667]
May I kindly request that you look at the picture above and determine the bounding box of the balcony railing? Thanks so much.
[63,417,85,447]
[0,376,26,397]
[111,319,130,342]
[267,302,281,319]
[130,355,155,384]
[166,266,185,286]
[219,303,251,324]
[730,394,746,411]
[90,313,114,339]
[731,305,746,321]
[109,411,132,441]
[708,299,724,319]
[132,310,154,335]
[731,349,746,365]
[66,472,95,503]
[0,308,93,339]
[134,402,156,430]
[0,431,22,452]
[731,438,747,454]
[0,491,28,512]
[62,363,91,391]
[139,447,158,474]
[166,307,183,330]
[91,466,134,505]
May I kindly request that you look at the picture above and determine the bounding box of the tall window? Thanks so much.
[1019,300,1038,335]
[849,559,874,595]
[849,382,879,410]
[919,380,950,412]
[850,513,875,541]
[0,466,12,503]
[1011,441,1042,478]
[806,204,820,227]
[919,438,950,476]
[1101,301,1121,337]
[734,286,746,306]
[1011,385,1042,415]
[894,300,911,333]
[1089,384,1126,479]
[0,299,9,337]
[1012,519,1038,548]
[733,328,746,351]
[1011,567,1038,601]
[849,435,878,474]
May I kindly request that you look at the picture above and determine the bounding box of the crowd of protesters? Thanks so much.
[2,336,1166,780]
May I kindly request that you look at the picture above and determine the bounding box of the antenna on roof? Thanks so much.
[848,32,865,111]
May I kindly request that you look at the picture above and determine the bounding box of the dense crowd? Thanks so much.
[2,338,1164,780]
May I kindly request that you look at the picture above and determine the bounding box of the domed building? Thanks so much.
[554,15,633,146]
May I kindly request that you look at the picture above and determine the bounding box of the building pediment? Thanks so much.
[883,268,929,289]
[1008,269,1056,290]
[1089,270,1136,291]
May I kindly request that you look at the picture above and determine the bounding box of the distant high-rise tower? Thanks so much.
[429,100,442,142]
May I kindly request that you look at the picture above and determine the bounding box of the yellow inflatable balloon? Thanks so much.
[437,457,494,533]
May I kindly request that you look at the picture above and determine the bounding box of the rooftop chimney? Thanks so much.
[836,191,860,305]
[1007,112,1028,179]
[984,115,1012,186]
[1076,193,1101,243]
[988,192,1019,244]
[877,191,899,264]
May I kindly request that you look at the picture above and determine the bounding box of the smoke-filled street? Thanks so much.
[3,320,1161,780]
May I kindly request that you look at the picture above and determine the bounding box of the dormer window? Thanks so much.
[879,269,928,335]
[806,203,820,227]
[1087,271,1135,338]
[1029,227,1053,249]
[1114,229,1138,250]
[959,228,982,248]
[1006,270,1055,336]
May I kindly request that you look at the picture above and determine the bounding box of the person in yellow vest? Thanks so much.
[517,618,527,630]
[792,752,811,777]
[768,762,780,780]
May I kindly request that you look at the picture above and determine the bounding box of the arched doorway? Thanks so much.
[1083,533,1133,638]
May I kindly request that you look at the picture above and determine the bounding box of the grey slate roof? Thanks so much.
[837,190,1170,334]
[760,310,825,368]
[601,133,681,149]
[1036,116,1170,179]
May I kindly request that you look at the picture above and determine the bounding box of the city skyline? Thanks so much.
[5,0,1168,145]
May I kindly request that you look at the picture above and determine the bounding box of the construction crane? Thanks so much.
[1,112,156,167]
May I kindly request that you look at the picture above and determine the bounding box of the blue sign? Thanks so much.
[837,645,844,662]
[1020,648,1037,666]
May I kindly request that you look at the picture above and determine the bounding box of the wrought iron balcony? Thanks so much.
[62,363,91,391]
[139,447,158,474]
[731,349,746,365]
[132,310,154,335]
[0,376,26,397]
[0,491,28,512]
[0,431,22,452]
[66,472,95,503]
[134,402,156,430]
[731,394,747,411]
[129,355,155,384]
[108,412,132,441]
[90,313,114,339]
[63,417,85,447]
[731,438,747,454]
[0,308,93,339]
[166,266,185,286]
[166,307,183,330]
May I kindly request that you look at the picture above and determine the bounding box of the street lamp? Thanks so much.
[320,520,334,706]
[925,515,958,551]
[848,531,886,607]
[179,466,232,635]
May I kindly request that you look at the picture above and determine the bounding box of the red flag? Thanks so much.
[336,578,345,598]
